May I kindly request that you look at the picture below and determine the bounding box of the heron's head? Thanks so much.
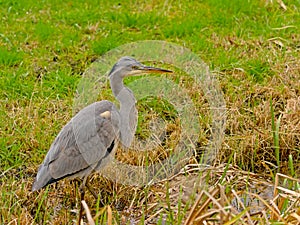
[109,56,172,78]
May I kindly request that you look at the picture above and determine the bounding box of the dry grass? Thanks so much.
[8,163,299,224]
[217,40,300,174]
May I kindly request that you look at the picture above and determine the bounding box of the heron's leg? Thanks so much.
[85,181,98,199]
[78,176,88,225]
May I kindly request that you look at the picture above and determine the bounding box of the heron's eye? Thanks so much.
[132,65,139,70]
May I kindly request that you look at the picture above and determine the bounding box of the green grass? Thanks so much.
[1,0,299,224]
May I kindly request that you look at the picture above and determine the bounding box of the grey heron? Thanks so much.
[32,56,172,223]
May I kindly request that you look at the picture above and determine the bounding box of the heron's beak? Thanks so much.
[141,66,173,74]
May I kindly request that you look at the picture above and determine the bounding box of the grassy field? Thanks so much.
[1,0,299,224]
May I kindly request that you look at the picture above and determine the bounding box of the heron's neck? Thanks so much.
[110,74,124,97]
[110,73,137,148]
[110,73,136,107]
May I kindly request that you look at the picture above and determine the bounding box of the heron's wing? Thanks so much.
[32,101,120,191]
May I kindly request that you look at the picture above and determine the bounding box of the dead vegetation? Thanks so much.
[8,163,299,224]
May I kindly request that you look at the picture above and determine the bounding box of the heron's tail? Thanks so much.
[32,164,54,191]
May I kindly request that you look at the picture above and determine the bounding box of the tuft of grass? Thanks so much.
[0,47,23,66]
[270,98,282,173]
[288,154,295,178]
[92,35,122,56]
[34,22,55,42]
[246,60,274,83]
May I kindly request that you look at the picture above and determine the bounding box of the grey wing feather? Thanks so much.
[32,101,120,191]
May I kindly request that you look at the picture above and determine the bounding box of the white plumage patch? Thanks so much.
[100,111,111,119]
